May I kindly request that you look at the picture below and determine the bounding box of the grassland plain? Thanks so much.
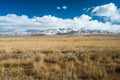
[0,34,120,80]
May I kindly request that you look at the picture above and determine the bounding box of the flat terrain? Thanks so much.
[0,35,120,80]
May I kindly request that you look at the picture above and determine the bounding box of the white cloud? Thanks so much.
[83,7,93,12]
[0,14,120,32]
[62,6,67,10]
[56,7,61,10]
[91,3,120,24]
[56,6,68,10]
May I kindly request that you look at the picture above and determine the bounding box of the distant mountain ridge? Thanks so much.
[0,28,119,36]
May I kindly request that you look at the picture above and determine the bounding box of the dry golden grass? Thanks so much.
[0,34,120,80]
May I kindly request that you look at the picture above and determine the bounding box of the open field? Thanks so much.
[0,34,120,80]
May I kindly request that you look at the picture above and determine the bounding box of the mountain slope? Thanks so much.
[0,28,119,36]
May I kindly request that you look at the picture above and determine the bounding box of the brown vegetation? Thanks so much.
[0,35,120,80]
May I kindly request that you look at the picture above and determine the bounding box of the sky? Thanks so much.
[0,0,120,32]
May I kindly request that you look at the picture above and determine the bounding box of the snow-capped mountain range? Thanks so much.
[0,28,119,36]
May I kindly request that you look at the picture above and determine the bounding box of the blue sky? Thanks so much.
[0,0,120,32]
[0,0,119,18]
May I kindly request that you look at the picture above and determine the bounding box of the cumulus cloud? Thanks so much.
[91,3,120,24]
[0,3,120,33]
[0,14,120,33]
